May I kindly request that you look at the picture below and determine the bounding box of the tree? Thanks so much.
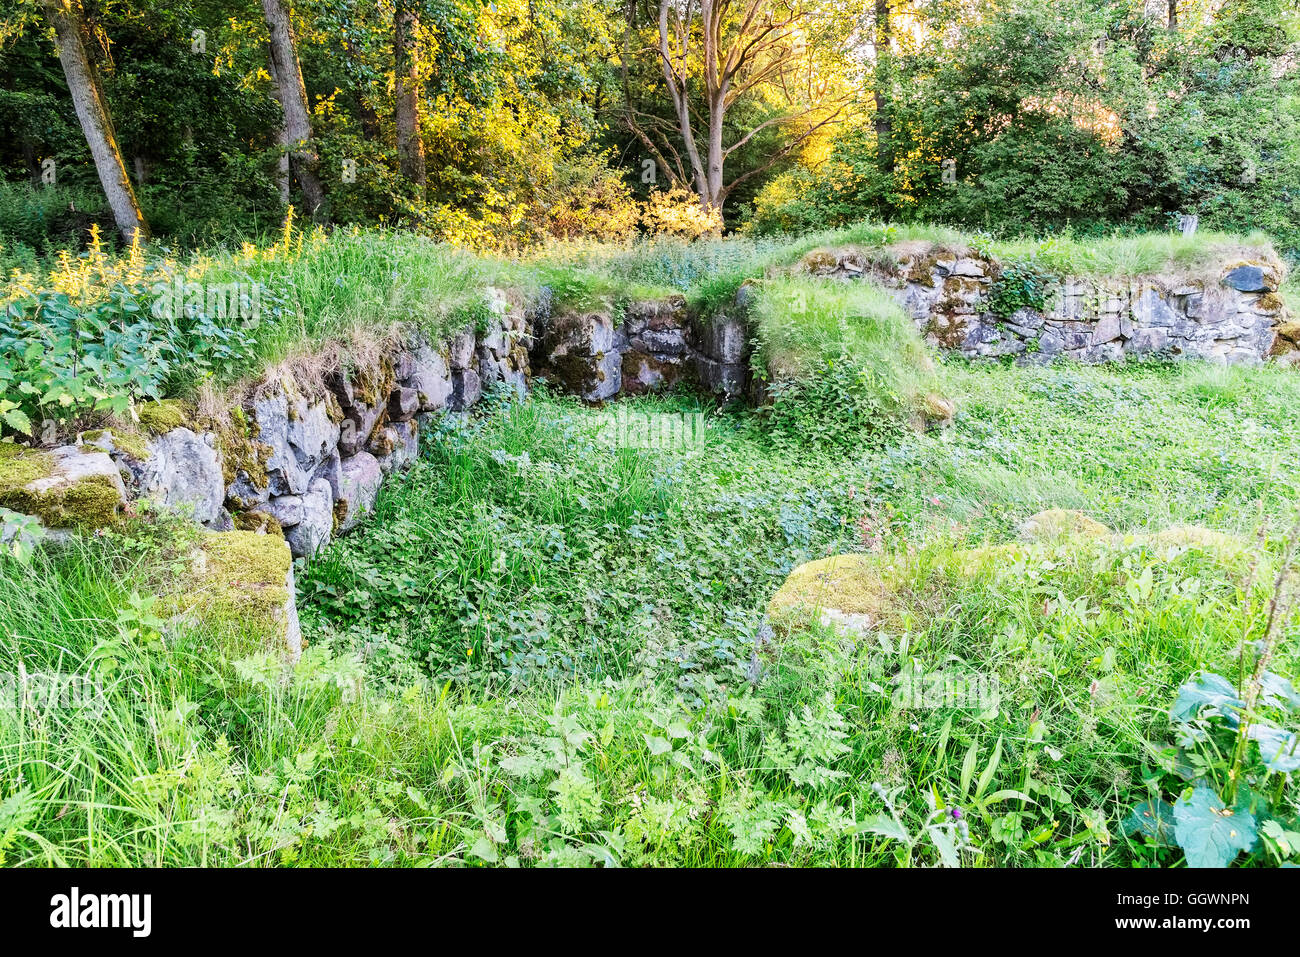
[394,0,426,195]
[262,0,327,220]
[624,0,849,216]
[872,0,892,178]
[41,0,148,241]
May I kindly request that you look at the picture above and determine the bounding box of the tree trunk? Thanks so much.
[394,0,427,195]
[873,0,893,178]
[262,0,327,221]
[1167,0,1178,30]
[265,55,292,204]
[42,0,149,242]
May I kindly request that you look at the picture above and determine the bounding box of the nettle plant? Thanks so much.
[1126,525,1300,867]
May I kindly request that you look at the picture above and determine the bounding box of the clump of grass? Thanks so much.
[747,277,945,449]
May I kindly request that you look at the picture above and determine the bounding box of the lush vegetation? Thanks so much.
[2,0,1298,872]
[2,220,1276,446]
[3,359,1299,867]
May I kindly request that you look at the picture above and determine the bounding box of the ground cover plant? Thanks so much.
[3,357,1298,867]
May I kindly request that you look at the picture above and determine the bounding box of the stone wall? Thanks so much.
[529,293,751,401]
[799,245,1292,366]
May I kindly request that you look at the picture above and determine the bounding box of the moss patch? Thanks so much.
[216,405,272,491]
[163,530,293,645]
[0,443,121,529]
[137,399,191,436]
[768,553,900,626]
[1020,508,1112,543]
[0,442,55,493]
[232,509,284,537]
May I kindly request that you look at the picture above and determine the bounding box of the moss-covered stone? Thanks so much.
[162,529,297,652]
[0,443,125,529]
[137,399,190,436]
[770,522,1260,643]
[768,553,901,635]
[216,405,272,491]
[0,442,54,492]
[1019,508,1112,543]
[232,509,284,537]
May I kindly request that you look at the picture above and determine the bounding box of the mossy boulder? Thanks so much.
[162,530,301,660]
[767,553,903,636]
[0,442,127,530]
[769,519,1258,641]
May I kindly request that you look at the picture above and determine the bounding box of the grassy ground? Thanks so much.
[2,358,1298,867]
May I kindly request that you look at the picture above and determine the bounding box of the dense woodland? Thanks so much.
[1,0,1297,259]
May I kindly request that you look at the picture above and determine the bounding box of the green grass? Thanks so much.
[5,358,1299,867]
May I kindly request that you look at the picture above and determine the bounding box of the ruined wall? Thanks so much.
[799,246,1292,366]
[529,294,751,401]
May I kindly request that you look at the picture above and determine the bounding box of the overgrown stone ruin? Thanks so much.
[799,244,1293,366]
[2,247,1294,659]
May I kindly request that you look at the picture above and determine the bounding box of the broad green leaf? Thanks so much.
[1249,724,1300,773]
[1171,672,1242,725]
[1259,672,1300,712]
[1172,786,1257,868]
[1123,798,1174,845]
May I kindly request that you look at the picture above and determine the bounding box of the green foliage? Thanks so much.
[746,0,1300,260]
[750,277,941,450]
[3,355,1300,866]
[987,259,1055,318]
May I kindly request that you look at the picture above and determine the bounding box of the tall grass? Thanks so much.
[5,370,1299,866]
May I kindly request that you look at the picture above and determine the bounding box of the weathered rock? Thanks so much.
[387,387,420,422]
[696,314,748,364]
[450,368,483,410]
[370,420,419,474]
[284,479,333,558]
[264,493,305,528]
[127,427,225,526]
[448,326,477,370]
[0,443,127,529]
[1223,264,1269,293]
[336,451,383,533]
[404,343,454,411]
[621,352,688,396]
[327,367,388,458]
[1008,308,1046,332]
[249,383,342,494]
[696,356,746,397]
[1091,313,1122,345]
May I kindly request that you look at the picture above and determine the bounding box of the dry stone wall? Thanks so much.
[799,245,1292,366]
[530,293,751,402]
[9,249,1292,598]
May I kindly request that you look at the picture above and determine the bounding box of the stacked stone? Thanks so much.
[803,246,1290,366]
[532,292,752,402]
